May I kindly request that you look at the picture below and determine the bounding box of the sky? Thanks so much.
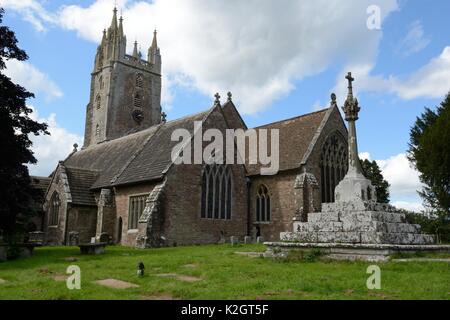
[1,0,449,212]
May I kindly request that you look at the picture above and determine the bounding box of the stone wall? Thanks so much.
[249,171,299,241]
[114,183,157,246]
[163,163,248,246]
[42,165,70,245]
[66,206,98,244]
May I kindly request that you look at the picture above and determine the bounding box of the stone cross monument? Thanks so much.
[278,72,435,247]
[334,72,377,203]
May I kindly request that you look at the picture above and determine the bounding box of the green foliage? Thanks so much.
[0,8,49,241]
[361,159,390,203]
[404,211,450,244]
[408,93,450,216]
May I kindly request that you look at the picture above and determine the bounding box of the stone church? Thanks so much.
[36,9,349,248]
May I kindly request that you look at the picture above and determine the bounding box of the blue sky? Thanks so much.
[2,0,450,211]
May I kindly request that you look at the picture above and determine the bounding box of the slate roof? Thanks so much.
[64,167,99,206]
[246,108,329,176]
[30,176,52,207]
[63,110,210,190]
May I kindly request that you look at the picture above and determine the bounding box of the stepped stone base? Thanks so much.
[264,242,450,262]
[283,201,435,245]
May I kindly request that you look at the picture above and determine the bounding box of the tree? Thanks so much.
[361,159,390,203]
[408,93,450,216]
[0,8,49,243]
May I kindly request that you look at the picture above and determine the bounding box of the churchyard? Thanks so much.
[0,244,449,300]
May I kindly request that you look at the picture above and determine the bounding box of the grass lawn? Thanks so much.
[0,244,449,300]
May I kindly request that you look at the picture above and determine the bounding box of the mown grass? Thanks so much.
[0,244,449,300]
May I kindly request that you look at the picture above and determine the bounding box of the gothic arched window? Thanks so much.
[49,192,60,226]
[136,73,144,88]
[99,75,104,90]
[201,164,232,220]
[320,132,348,203]
[96,94,101,109]
[256,185,271,222]
[133,92,142,108]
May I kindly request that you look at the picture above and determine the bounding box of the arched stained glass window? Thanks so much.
[201,164,232,220]
[256,185,271,222]
[320,132,348,203]
[49,192,60,226]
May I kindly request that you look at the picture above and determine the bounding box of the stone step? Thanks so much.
[295,221,421,234]
[281,231,435,245]
[308,211,406,224]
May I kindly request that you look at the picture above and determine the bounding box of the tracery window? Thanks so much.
[128,194,148,230]
[49,192,60,226]
[133,92,142,108]
[136,73,144,88]
[201,164,232,220]
[256,185,271,222]
[320,132,348,203]
[96,94,101,109]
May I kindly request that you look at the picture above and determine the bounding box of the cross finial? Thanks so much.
[214,92,221,105]
[346,72,354,97]
[73,143,79,152]
[227,91,232,102]
[161,111,167,123]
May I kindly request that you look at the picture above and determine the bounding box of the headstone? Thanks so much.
[230,236,239,246]
[68,232,79,246]
[98,232,109,244]
[91,237,96,244]
[244,236,252,244]
[257,236,264,244]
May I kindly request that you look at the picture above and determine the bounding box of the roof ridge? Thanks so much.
[253,107,329,129]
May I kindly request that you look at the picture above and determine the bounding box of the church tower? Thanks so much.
[83,7,162,147]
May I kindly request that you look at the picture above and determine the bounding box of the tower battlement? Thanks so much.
[84,7,162,148]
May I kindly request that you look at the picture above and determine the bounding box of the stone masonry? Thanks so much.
[280,73,435,246]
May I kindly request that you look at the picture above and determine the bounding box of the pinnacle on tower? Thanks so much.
[151,29,158,50]
[133,40,139,59]
[119,14,124,36]
[110,6,118,31]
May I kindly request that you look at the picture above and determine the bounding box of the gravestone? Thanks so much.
[230,236,239,246]
[244,236,252,244]
[257,236,264,244]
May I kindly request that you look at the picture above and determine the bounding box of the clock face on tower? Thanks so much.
[132,109,144,124]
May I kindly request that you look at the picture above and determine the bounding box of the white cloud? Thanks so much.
[8,0,398,114]
[359,152,371,161]
[0,0,55,32]
[333,46,450,104]
[360,152,425,212]
[396,20,430,57]
[27,107,83,177]
[392,201,424,213]
[4,60,63,100]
